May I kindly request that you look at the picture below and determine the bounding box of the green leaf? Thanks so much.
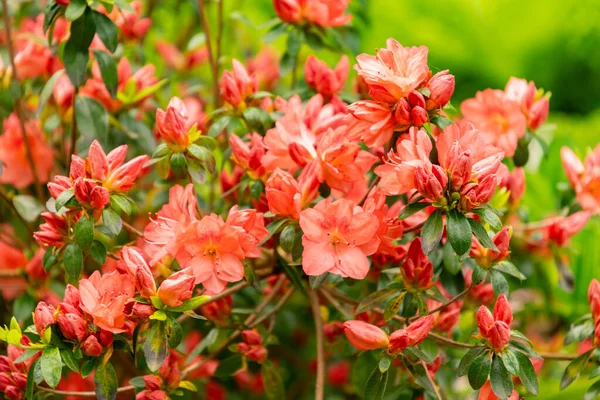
[242,107,272,133]
[490,354,514,399]
[364,367,389,400]
[457,347,486,377]
[472,206,502,231]
[81,358,97,378]
[472,265,487,285]
[55,188,75,211]
[564,321,594,345]
[91,11,118,53]
[63,41,90,87]
[92,50,118,98]
[500,349,519,375]
[259,219,288,246]
[144,321,168,372]
[262,361,285,400]
[40,346,62,388]
[399,201,429,220]
[43,2,64,34]
[170,152,188,178]
[60,349,80,373]
[26,358,39,400]
[110,194,133,215]
[185,328,218,364]
[187,159,207,183]
[277,255,307,298]
[584,380,600,400]
[468,351,492,390]
[167,318,183,349]
[468,219,499,252]
[442,242,461,275]
[430,115,453,130]
[65,0,87,21]
[383,292,405,322]
[447,209,472,256]
[102,208,122,237]
[12,195,43,222]
[208,115,231,138]
[561,349,593,389]
[63,243,83,280]
[491,270,509,296]
[187,144,216,174]
[168,296,211,312]
[15,349,41,365]
[90,241,107,265]
[214,355,243,377]
[356,289,396,314]
[74,214,94,250]
[421,209,444,254]
[494,261,526,281]
[75,96,109,141]
[95,362,118,400]
[13,293,36,322]
[515,350,539,395]
[37,69,65,116]
[378,356,391,373]
[309,272,329,289]
[263,22,288,43]
[405,362,435,392]
[509,340,542,360]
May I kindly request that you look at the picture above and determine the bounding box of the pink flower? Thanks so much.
[157,268,195,307]
[230,133,267,179]
[346,100,396,148]
[79,271,135,333]
[426,70,455,109]
[304,55,349,98]
[0,113,54,189]
[121,247,157,298]
[561,145,600,213]
[14,41,52,80]
[273,0,352,27]
[476,294,512,352]
[355,39,429,103]
[374,127,433,195]
[401,238,434,289]
[461,89,527,157]
[343,320,389,351]
[220,59,258,108]
[247,48,280,91]
[155,40,208,72]
[546,211,591,247]
[104,1,151,40]
[504,77,549,130]
[265,168,318,219]
[387,315,434,354]
[178,215,246,293]
[498,165,526,205]
[299,198,380,279]
[361,190,405,258]
[156,97,195,149]
[262,94,345,173]
[225,206,269,258]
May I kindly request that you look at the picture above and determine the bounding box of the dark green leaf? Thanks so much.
[110,194,133,215]
[468,219,498,252]
[208,116,231,138]
[584,380,600,400]
[442,243,461,275]
[472,265,487,285]
[63,243,83,280]
[447,209,472,256]
[144,321,168,372]
[187,159,207,183]
[60,349,79,373]
[187,144,216,174]
[500,349,519,375]
[561,349,593,389]
[43,247,58,272]
[15,349,41,365]
[383,292,405,322]
[509,340,542,360]
[250,180,264,200]
[91,11,118,53]
[75,96,109,140]
[490,354,514,399]
[90,241,107,265]
[262,361,285,400]
[467,351,492,390]
[74,214,94,250]
[259,219,288,246]
[214,355,243,377]
[457,347,486,377]
[55,188,75,211]
[63,41,90,86]
[364,367,389,400]
[513,138,530,167]
[405,362,435,392]
[26,358,39,400]
[421,209,444,254]
[494,261,526,281]
[81,358,97,378]
[277,255,307,297]
[102,208,122,237]
[399,201,429,220]
[430,115,453,130]
[65,0,87,21]
[167,318,183,349]
[515,351,538,395]
[356,288,396,314]
[40,346,62,388]
[92,50,118,98]
[169,152,188,178]
[564,321,594,345]
[95,362,118,400]
[491,270,509,296]
[242,107,272,133]
[43,2,64,34]
[472,206,502,231]
[309,272,329,289]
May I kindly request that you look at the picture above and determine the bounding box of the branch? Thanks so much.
[420,360,442,400]
[243,274,286,327]
[122,221,144,237]
[537,352,579,361]
[309,288,325,400]
[409,284,473,322]
[38,384,135,397]
[1,0,43,199]
[177,281,249,323]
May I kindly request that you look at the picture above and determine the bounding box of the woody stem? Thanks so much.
[309,287,325,400]
[1,0,43,199]
[177,281,249,323]
[121,221,144,237]
[408,283,473,322]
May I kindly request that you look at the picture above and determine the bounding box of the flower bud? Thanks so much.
[34,302,55,337]
[387,315,434,354]
[64,284,81,308]
[528,97,549,130]
[487,321,511,352]
[57,313,87,342]
[242,330,263,346]
[156,97,191,148]
[247,347,268,363]
[410,106,428,127]
[265,169,301,219]
[471,226,512,268]
[199,296,232,327]
[401,238,434,289]
[414,164,448,202]
[47,176,72,199]
[342,320,389,351]
[449,151,472,190]
[125,301,155,320]
[157,269,195,307]
[121,247,157,298]
[82,335,103,357]
[493,294,512,325]
[273,0,302,23]
[143,375,163,391]
[220,59,257,108]
[427,70,455,109]
[394,98,411,125]
[588,279,600,321]
[477,295,513,352]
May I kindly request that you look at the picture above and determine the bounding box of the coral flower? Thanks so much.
[103,0,151,40]
[304,55,349,98]
[0,113,54,189]
[273,0,352,27]
[299,198,380,279]
[504,77,549,130]
[346,100,396,148]
[156,97,195,149]
[355,39,430,103]
[179,215,246,293]
[460,89,527,157]
[79,271,135,333]
[247,48,280,91]
[220,59,258,108]
[476,294,512,352]
[561,145,600,213]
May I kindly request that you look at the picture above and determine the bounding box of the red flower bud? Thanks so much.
[64,284,81,308]
[57,313,87,342]
[427,70,455,109]
[242,330,263,346]
[528,97,549,130]
[156,97,191,148]
[121,247,157,298]
[247,347,268,363]
[408,90,426,109]
[82,335,103,357]
[157,269,195,307]
[414,164,448,202]
[588,279,600,322]
[401,238,434,289]
[410,106,428,127]
[343,320,389,351]
[34,302,55,336]
[477,294,512,352]
[387,315,434,354]
[394,98,411,125]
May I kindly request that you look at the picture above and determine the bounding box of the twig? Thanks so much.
[244,274,286,326]
[177,281,249,323]
[421,360,442,400]
[358,176,381,206]
[196,0,220,109]
[38,385,135,397]
[1,0,43,199]
[537,352,579,361]
[319,288,352,318]
[309,288,325,400]
[405,221,425,234]
[67,87,78,171]
[122,221,144,237]
[409,284,473,322]
[0,269,23,278]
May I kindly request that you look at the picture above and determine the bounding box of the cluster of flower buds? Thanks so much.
[476,294,512,352]
[470,226,512,268]
[346,39,455,147]
[342,316,434,355]
[0,337,36,400]
[304,55,349,110]
[237,330,268,363]
[220,59,259,109]
[401,238,434,290]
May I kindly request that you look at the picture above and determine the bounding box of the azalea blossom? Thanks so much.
[476,294,512,352]
[156,97,196,149]
[299,198,380,279]
[504,77,550,130]
[561,145,600,213]
[265,167,319,219]
[220,59,258,108]
[273,0,352,27]
[304,55,349,98]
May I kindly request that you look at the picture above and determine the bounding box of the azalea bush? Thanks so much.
[1,1,599,400]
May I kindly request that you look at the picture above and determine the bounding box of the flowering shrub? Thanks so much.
[0,1,598,400]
